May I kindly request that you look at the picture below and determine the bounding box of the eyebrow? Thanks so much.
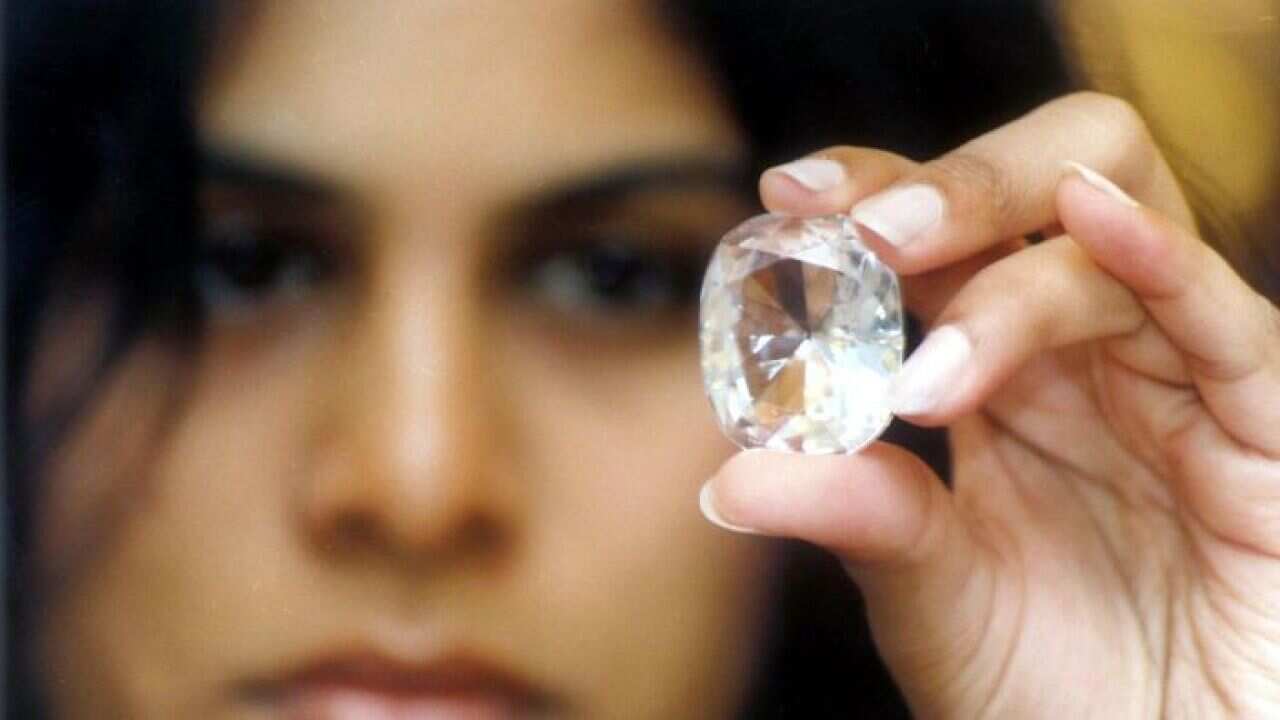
[199,146,340,201]
[200,145,756,214]
[529,155,756,213]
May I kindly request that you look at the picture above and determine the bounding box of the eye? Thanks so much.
[193,209,331,321]
[519,232,707,319]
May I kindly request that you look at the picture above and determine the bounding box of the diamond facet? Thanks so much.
[699,213,904,453]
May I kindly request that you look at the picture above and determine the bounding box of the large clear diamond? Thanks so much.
[699,213,903,453]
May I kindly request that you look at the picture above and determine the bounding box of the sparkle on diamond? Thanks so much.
[699,213,904,453]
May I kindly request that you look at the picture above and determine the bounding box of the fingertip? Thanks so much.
[758,164,848,216]
[849,218,926,275]
[706,449,805,532]
[759,148,917,218]
[757,170,816,214]
[886,323,979,424]
[698,478,761,535]
[707,444,943,565]
[1056,172,1185,300]
[1062,161,1140,208]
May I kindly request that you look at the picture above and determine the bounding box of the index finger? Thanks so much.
[845,91,1196,275]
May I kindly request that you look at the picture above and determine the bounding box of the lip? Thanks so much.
[244,649,557,720]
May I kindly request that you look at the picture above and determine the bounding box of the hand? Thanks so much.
[699,92,1280,718]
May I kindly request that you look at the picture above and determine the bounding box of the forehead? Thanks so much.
[198,0,744,201]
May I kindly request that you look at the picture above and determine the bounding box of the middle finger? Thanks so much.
[769,92,1194,277]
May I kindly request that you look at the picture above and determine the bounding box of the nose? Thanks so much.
[299,247,516,566]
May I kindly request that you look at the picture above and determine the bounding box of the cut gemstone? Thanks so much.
[699,213,903,453]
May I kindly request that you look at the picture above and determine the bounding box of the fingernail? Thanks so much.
[769,157,846,192]
[699,480,759,534]
[1063,161,1140,208]
[888,325,972,415]
[851,184,945,247]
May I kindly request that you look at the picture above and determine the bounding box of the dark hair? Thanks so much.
[5,2,1072,716]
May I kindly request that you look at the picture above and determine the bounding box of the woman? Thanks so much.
[7,1,1278,718]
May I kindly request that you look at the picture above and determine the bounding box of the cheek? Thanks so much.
[32,340,184,590]
[29,339,193,718]
[33,321,324,717]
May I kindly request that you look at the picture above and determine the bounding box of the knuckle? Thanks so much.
[811,145,859,163]
[816,144,865,158]
[1061,91,1151,141]
[1101,95,1152,150]
[820,146,914,172]
[1057,91,1159,175]
[929,150,1018,230]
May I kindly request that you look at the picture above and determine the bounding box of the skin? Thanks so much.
[707,92,1280,717]
[25,2,1280,719]
[28,2,773,718]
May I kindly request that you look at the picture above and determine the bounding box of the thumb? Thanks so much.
[701,444,1001,706]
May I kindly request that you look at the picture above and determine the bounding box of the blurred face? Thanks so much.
[28,2,774,718]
